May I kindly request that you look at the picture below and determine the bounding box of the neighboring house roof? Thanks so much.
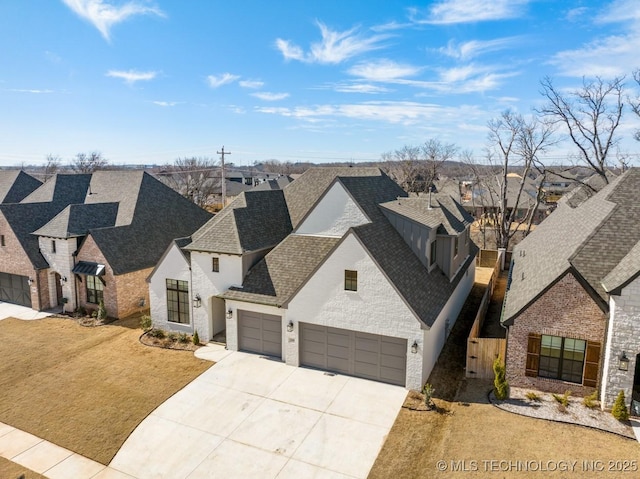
[2,171,212,275]
[502,169,640,324]
[222,168,477,328]
[559,171,616,209]
[32,203,119,238]
[252,175,293,191]
[0,170,42,203]
[467,173,547,211]
[0,175,93,269]
[186,189,292,254]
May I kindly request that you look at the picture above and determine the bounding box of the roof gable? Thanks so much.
[0,170,42,203]
[294,179,370,237]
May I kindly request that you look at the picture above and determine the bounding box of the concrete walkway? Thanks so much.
[0,301,52,320]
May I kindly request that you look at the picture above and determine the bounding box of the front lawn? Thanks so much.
[369,380,639,479]
[0,316,211,465]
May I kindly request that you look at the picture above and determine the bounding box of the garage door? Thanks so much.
[238,310,282,357]
[0,273,32,308]
[300,324,407,386]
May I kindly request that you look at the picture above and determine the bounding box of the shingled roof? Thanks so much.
[1,172,212,274]
[502,168,640,325]
[0,170,42,203]
[186,189,292,254]
[222,168,476,327]
[380,194,474,235]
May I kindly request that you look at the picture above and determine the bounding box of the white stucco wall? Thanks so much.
[286,233,425,389]
[602,275,640,410]
[190,251,244,341]
[422,261,475,382]
[148,243,193,334]
[225,300,285,356]
[38,236,78,310]
[295,181,370,237]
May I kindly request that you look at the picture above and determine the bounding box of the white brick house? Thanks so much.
[149,167,476,390]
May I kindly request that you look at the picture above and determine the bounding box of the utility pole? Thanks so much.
[217,146,231,208]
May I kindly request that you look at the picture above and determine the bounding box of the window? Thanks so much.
[454,235,459,257]
[430,240,437,266]
[0,235,4,246]
[212,257,219,273]
[344,270,357,291]
[166,279,190,324]
[539,335,586,383]
[86,275,104,304]
[52,240,56,253]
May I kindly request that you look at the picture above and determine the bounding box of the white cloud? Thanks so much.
[251,92,290,101]
[152,101,180,107]
[106,69,157,84]
[598,0,640,23]
[239,80,264,89]
[438,37,520,60]
[256,101,483,126]
[332,83,391,94]
[62,0,165,41]
[411,0,530,25]
[275,21,389,64]
[207,73,240,88]
[348,59,422,81]
[8,89,54,94]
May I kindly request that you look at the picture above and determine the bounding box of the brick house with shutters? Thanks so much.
[502,168,640,413]
[0,171,211,318]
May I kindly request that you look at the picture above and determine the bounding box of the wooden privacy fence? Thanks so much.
[466,250,507,379]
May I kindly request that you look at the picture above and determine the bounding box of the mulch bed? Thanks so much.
[139,331,200,351]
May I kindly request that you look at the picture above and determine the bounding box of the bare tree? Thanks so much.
[382,139,458,193]
[628,69,640,143]
[538,75,624,184]
[472,111,555,251]
[44,154,61,181]
[159,157,219,208]
[70,152,109,173]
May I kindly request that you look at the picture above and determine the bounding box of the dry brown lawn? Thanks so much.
[369,380,639,479]
[0,456,47,479]
[370,272,639,479]
[0,316,211,465]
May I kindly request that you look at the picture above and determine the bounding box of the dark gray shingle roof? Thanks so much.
[187,190,291,254]
[0,170,42,203]
[33,203,119,238]
[502,169,640,324]
[223,168,477,327]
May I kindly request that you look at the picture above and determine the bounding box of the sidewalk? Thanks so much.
[0,422,133,478]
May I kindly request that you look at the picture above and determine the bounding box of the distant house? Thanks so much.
[0,170,42,203]
[149,167,476,389]
[502,168,640,414]
[0,171,211,318]
[464,173,549,224]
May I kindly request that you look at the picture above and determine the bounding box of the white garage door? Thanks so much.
[238,310,282,358]
[300,323,407,386]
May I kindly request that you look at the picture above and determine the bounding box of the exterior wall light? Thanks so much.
[411,341,419,354]
[27,277,34,285]
[226,308,233,319]
[619,351,629,371]
[193,294,201,309]
[60,276,67,283]
[287,320,294,332]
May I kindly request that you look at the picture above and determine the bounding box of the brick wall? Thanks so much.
[76,235,151,319]
[0,212,45,309]
[505,272,607,396]
[114,267,152,318]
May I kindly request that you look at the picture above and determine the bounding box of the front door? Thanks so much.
[54,273,63,306]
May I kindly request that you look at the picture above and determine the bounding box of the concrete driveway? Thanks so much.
[0,302,51,320]
[110,345,407,479]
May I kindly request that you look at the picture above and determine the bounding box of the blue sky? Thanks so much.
[2,0,640,167]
